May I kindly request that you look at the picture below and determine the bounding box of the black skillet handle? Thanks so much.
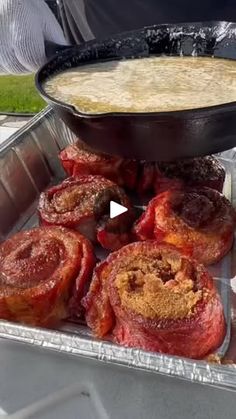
[44,40,71,60]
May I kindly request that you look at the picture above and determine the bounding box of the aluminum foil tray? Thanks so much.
[0,107,236,391]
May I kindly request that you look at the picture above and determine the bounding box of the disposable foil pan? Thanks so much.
[0,107,236,390]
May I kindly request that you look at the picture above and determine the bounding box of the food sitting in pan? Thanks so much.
[59,140,138,189]
[155,156,225,194]
[0,137,232,360]
[83,241,226,359]
[134,187,236,265]
[44,56,236,114]
[60,141,225,195]
[0,227,95,326]
[38,175,135,251]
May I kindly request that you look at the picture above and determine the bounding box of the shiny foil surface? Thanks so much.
[0,107,235,390]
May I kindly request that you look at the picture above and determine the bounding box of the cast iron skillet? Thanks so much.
[37,21,236,162]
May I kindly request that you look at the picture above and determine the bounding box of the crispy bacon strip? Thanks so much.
[59,140,138,189]
[38,175,135,251]
[137,162,157,194]
[83,241,226,359]
[0,227,95,326]
[134,187,235,265]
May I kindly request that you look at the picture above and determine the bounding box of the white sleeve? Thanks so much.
[0,0,68,74]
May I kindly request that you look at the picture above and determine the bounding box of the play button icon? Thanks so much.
[93,185,135,234]
[110,200,128,219]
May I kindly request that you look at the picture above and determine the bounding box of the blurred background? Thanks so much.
[0,1,61,143]
[0,0,61,115]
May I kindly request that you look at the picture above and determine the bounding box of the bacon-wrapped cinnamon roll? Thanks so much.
[130,156,225,195]
[155,156,225,194]
[83,241,225,359]
[59,140,138,189]
[134,187,235,265]
[0,227,95,326]
[38,175,135,251]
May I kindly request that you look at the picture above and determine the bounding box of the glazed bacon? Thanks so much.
[134,187,235,265]
[59,140,138,189]
[0,227,95,326]
[60,141,225,196]
[83,241,226,359]
[127,156,225,196]
[137,162,157,194]
[155,156,225,194]
[38,175,135,251]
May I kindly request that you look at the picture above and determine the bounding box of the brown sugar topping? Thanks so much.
[115,254,203,320]
[158,156,224,182]
[52,185,97,213]
[171,191,215,228]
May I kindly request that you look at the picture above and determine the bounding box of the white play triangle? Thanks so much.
[110,200,128,219]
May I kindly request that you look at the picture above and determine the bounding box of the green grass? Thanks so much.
[0,75,45,113]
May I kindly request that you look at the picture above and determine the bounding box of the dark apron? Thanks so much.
[58,0,235,43]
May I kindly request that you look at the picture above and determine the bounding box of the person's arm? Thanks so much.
[0,0,68,74]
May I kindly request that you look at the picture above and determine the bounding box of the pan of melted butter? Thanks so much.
[44,56,236,114]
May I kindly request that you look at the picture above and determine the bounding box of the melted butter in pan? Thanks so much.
[45,56,236,113]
